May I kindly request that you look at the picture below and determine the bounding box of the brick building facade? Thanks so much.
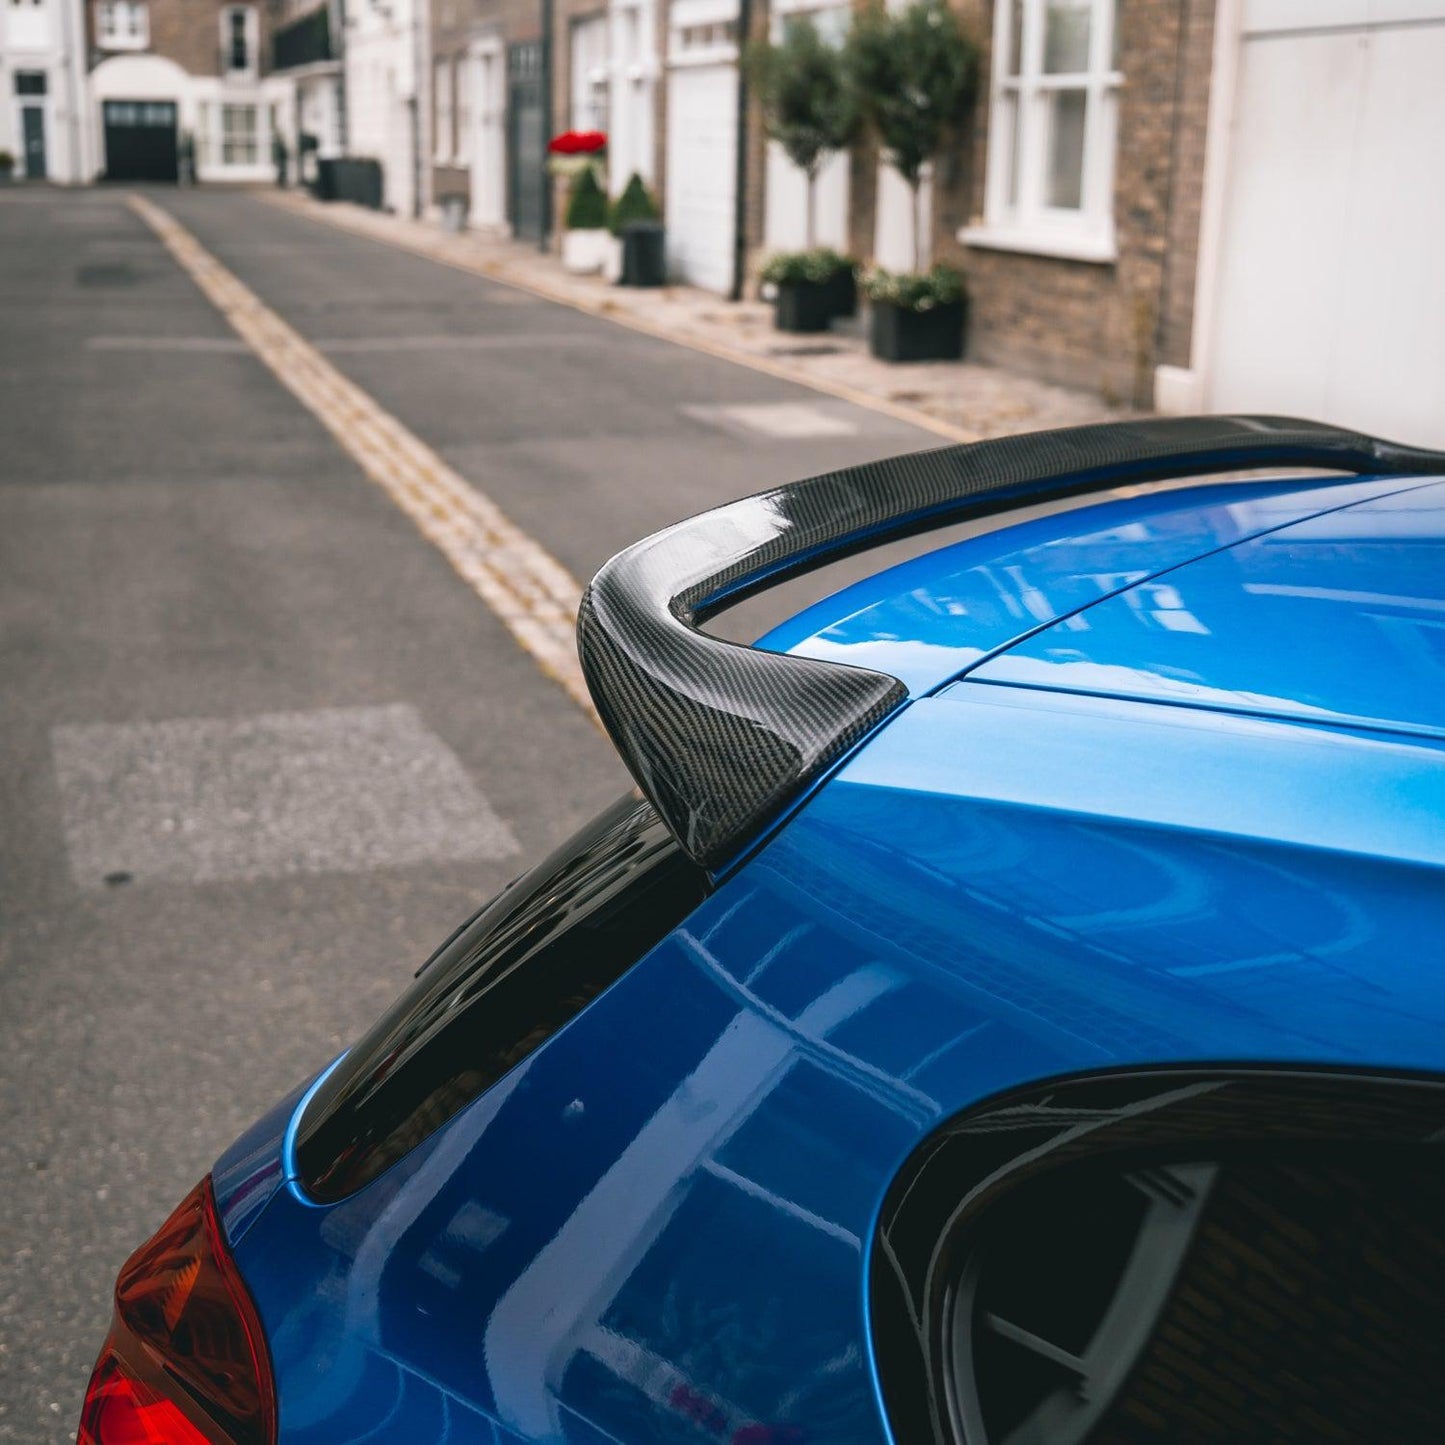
[822,0,1216,406]
[85,0,286,181]
[946,0,1216,405]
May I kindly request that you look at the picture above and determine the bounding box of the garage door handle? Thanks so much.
[577,414,1445,871]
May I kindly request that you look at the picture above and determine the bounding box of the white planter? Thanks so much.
[601,234,624,284]
[563,228,611,274]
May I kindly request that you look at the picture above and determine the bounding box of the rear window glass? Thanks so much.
[294,794,710,1201]
[954,1146,1444,1444]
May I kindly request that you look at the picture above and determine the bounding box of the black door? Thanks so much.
[507,42,545,242]
[21,107,46,179]
[103,100,179,183]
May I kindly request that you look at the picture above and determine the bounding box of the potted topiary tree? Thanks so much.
[0,149,17,184]
[847,0,978,360]
[760,249,857,332]
[609,172,666,287]
[861,263,966,360]
[746,17,860,331]
[562,165,611,274]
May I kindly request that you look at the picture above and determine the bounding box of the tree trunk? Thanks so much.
[805,166,817,250]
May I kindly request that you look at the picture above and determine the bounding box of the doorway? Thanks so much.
[102,100,179,182]
[507,41,545,242]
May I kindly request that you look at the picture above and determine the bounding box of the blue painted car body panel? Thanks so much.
[757,473,1428,696]
[219,471,1445,1444]
[970,478,1445,738]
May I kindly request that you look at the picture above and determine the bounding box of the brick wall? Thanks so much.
[931,0,1217,405]
[1157,0,1214,370]
[739,0,770,287]
[127,0,276,80]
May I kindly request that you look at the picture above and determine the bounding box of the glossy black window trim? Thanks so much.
[869,1066,1445,1445]
[294,793,712,1202]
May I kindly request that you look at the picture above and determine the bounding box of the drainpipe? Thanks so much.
[410,0,423,215]
[728,0,752,301]
[539,0,554,250]
[58,0,83,179]
[335,0,349,155]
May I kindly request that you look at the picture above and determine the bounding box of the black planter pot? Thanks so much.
[774,279,834,333]
[869,297,966,362]
[821,266,857,319]
[620,221,667,287]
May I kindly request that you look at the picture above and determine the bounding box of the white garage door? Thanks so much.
[1206,2,1445,446]
[665,13,738,294]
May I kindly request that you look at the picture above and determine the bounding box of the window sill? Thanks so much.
[958,224,1117,265]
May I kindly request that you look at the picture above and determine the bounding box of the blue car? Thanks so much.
[80,417,1445,1445]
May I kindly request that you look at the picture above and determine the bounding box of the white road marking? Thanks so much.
[682,401,860,439]
[128,193,596,718]
[52,704,520,887]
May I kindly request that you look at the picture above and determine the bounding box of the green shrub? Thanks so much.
[861,263,965,312]
[847,0,978,271]
[760,248,856,286]
[609,173,660,234]
[0,150,14,169]
[565,166,609,230]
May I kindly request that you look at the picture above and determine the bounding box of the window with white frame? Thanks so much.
[221,5,258,76]
[433,57,453,161]
[971,0,1120,261]
[96,0,148,49]
[221,103,258,163]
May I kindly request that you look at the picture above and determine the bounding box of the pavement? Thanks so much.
[264,187,1133,444]
[0,183,968,1442]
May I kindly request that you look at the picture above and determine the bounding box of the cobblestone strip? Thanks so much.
[129,192,597,721]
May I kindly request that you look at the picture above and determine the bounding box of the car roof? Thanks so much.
[971,476,1445,740]
[760,472,1444,711]
[748,470,1445,1065]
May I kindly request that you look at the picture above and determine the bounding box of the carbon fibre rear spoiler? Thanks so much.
[577,415,1445,870]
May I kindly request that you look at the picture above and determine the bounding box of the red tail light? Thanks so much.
[79,1177,276,1445]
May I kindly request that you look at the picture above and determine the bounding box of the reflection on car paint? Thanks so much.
[973,478,1445,736]
[761,475,1415,695]
[236,672,1445,1442]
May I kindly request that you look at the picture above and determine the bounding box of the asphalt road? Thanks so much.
[0,185,938,1442]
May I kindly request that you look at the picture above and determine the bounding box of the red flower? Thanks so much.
[547,129,607,155]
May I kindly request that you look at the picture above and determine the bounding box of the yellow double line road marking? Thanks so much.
[128,193,597,721]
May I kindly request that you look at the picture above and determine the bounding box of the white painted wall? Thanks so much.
[0,0,91,181]
[763,143,849,252]
[344,0,425,215]
[1200,6,1445,446]
[292,69,343,161]
[664,0,739,292]
[467,39,506,228]
[873,162,932,271]
[608,0,658,192]
[88,52,285,183]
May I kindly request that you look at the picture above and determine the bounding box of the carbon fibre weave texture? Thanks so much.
[578,415,1445,870]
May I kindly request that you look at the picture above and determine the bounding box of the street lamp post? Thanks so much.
[729,0,753,301]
